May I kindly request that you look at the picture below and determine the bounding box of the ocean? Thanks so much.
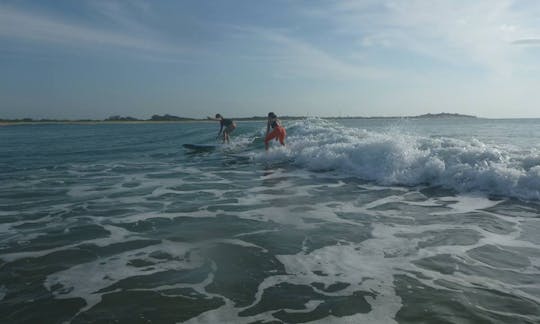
[1,118,539,323]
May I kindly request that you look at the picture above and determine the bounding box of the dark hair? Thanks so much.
[215,113,222,119]
[268,112,276,118]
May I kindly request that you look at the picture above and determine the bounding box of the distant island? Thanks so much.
[327,112,477,120]
[0,112,477,124]
[415,112,477,119]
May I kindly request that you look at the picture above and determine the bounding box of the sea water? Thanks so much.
[0,118,539,323]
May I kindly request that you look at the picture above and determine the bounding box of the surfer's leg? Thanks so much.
[224,125,235,144]
[278,128,286,145]
[265,129,278,150]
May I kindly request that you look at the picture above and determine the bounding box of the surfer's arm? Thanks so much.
[217,124,223,138]
[207,116,222,122]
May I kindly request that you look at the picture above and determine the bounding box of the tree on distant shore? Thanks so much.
[149,114,194,121]
[105,115,139,121]
[0,117,34,122]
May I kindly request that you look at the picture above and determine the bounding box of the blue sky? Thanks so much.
[1,0,540,119]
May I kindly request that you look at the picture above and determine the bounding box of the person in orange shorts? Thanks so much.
[264,112,286,150]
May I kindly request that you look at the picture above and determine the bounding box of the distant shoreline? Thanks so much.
[0,113,480,126]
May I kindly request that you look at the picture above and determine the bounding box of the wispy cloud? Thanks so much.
[300,0,540,76]
[226,1,540,81]
[88,0,152,33]
[0,4,185,58]
[254,28,390,80]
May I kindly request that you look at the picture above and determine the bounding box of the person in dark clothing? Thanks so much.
[209,113,236,144]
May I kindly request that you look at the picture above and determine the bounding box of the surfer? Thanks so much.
[209,114,236,144]
[265,112,286,150]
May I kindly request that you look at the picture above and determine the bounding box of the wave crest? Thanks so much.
[260,119,540,201]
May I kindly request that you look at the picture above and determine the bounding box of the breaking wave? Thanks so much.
[256,118,540,201]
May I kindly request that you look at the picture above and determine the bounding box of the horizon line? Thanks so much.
[5,113,540,122]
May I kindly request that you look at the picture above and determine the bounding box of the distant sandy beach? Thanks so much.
[0,120,219,126]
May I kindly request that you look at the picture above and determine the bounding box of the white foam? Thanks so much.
[268,239,403,324]
[44,240,201,313]
[0,224,140,262]
[0,285,7,301]
[433,195,502,215]
[254,119,540,201]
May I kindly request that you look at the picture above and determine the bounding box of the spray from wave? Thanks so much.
[254,118,540,201]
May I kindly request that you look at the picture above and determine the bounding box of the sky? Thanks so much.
[1,0,540,119]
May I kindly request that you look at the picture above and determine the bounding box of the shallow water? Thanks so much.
[1,119,539,323]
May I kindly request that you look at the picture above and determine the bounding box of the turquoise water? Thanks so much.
[1,119,539,323]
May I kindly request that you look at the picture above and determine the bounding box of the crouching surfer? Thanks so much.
[209,114,236,144]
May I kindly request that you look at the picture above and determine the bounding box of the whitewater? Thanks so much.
[0,118,539,323]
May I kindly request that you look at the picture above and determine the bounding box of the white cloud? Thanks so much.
[302,0,540,76]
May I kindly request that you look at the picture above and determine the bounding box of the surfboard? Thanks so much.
[183,143,220,151]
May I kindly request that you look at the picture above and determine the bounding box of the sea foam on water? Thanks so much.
[257,118,540,201]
